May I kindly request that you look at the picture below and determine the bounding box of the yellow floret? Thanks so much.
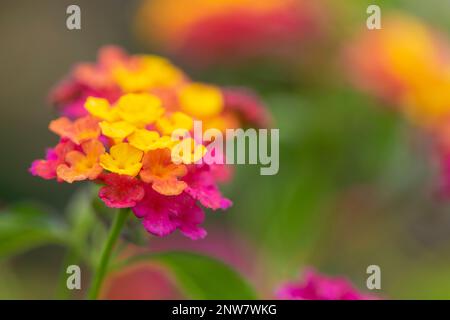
[99,121,136,141]
[179,83,224,119]
[116,93,164,127]
[100,143,144,176]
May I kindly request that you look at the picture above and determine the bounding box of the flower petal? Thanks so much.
[98,173,145,208]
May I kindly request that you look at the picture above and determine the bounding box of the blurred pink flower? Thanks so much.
[135,0,327,67]
[276,268,376,300]
[222,88,272,129]
[101,263,182,300]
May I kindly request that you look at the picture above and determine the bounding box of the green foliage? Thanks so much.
[0,188,257,301]
[0,202,68,259]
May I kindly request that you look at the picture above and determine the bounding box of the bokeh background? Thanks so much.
[2,0,450,299]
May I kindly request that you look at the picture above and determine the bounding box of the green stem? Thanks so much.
[87,208,129,300]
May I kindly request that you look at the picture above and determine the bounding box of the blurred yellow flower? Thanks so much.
[347,13,450,127]
[179,83,223,119]
[113,55,185,92]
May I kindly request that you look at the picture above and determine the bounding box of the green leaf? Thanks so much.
[65,186,98,248]
[0,203,69,259]
[116,251,257,299]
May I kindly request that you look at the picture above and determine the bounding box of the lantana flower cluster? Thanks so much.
[31,46,270,240]
[345,14,450,195]
[135,0,326,66]
[276,268,375,300]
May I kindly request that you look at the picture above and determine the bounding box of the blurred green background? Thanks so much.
[2,0,450,299]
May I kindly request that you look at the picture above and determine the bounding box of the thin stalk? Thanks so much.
[87,208,129,299]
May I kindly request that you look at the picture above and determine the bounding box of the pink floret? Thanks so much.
[29,139,77,180]
[183,165,232,210]
[132,186,207,240]
[98,173,145,208]
[276,268,376,300]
